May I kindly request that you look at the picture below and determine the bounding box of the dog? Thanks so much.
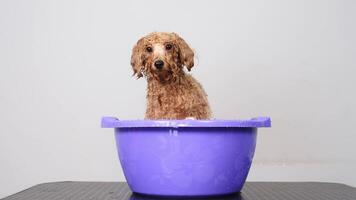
[130,32,211,120]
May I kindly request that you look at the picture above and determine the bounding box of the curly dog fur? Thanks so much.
[131,32,211,120]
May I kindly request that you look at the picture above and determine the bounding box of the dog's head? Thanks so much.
[130,32,194,83]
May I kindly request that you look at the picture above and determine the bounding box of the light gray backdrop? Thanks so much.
[1,0,355,198]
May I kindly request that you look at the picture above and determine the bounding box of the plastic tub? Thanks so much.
[101,117,271,197]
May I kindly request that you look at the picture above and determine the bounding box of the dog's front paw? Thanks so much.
[185,117,196,120]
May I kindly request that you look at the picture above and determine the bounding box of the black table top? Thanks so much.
[2,182,356,200]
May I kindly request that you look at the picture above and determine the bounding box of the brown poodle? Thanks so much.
[131,32,211,120]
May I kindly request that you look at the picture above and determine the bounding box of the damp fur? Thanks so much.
[131,32,211,120]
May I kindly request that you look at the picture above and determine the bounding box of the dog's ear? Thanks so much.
[173,33,194,71]
[131,38,145,78]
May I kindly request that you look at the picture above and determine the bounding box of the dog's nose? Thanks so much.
[154,60,164,69]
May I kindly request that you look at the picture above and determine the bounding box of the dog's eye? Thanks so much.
[165,44,173,50]
[146,47,153,53]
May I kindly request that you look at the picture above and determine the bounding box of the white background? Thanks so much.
[1,0,355,198]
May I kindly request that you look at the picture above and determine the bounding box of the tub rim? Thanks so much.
[101,116,271,128]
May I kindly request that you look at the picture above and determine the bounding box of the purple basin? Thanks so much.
[101,117,271,197]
